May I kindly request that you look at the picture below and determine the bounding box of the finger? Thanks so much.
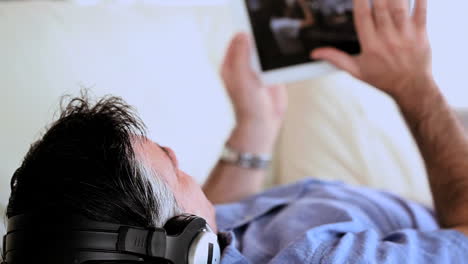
[353,0,375,44]
[388,0,410,30]
[413,0,428,28]
[222,33,252,73]
[311,48,361,78]
[373,0,394,30]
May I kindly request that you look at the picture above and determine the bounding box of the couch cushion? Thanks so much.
[271,72,433,206]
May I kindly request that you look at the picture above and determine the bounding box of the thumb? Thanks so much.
[311,48,360,78]
[222,33,252,74]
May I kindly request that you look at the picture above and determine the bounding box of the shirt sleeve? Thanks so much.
[272,229,468,264]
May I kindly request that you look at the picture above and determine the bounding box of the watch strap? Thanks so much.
[221,145,271,170]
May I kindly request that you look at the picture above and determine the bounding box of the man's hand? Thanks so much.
[221,33,287,153]
[311,0,468,237]
[203,34,287,204]
[312,0,433,101]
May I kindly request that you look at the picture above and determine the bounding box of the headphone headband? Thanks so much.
[3,214,220,264]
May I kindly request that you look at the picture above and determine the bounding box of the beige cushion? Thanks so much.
[271,72,433,206]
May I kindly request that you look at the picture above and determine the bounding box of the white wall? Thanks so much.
[428,1,468,109]
[0,1,236,206]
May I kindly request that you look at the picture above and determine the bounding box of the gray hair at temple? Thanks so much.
[133,150,183,227]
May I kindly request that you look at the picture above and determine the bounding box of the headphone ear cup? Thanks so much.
[164,215,219,264]
[164,214,199,236]
[187,230,221,264]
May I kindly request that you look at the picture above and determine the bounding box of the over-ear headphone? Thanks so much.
[2,213,221,264]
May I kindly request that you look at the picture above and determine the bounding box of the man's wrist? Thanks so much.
[221,145,272,170]
[227,122,279,154]
[392,76,443,121]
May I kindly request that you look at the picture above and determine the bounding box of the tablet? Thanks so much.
[235,0,361,84]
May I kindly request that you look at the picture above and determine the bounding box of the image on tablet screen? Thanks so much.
[246,0,360,71]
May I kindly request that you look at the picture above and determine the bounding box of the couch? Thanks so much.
[1,0,467,242]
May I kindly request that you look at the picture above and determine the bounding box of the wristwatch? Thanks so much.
[220,145,272,170]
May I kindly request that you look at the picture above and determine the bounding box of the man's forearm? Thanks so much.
[203,159,267,205]
[396,77,468,229]
[210,32,287,205]
[203,123,276,204]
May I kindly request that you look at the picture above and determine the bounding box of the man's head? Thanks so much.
[6,94,216,236]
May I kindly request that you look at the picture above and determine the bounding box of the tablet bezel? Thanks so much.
[233,0,339,85]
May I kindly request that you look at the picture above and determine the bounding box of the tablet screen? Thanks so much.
[245,0,360,72]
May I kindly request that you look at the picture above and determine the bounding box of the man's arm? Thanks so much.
[312,0,468,235]
[397,80,468,230]
[203,124,275,205]
[203,34,287,204]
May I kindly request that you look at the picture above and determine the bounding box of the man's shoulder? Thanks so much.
[215,178,437,237]
[215,179,347,231]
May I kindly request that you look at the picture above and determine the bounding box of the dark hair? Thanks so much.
[7,94,163,226]
[5,94,177,263]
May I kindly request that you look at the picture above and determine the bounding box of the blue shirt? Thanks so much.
[215,179,468,263]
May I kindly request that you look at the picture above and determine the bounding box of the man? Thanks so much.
[3,0,468,263]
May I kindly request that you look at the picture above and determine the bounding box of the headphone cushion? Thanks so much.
[163,214,199,236]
